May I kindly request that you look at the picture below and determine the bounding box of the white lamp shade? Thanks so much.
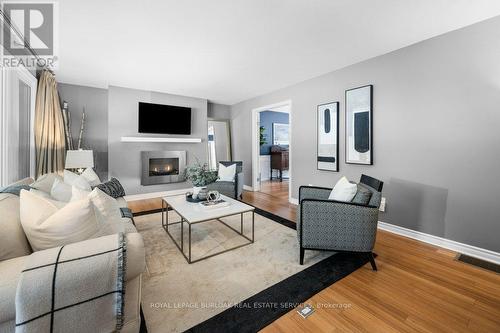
[65,150,94,169]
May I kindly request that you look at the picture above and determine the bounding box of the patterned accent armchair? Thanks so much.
[206,161,244,199]
[297,175,383,270]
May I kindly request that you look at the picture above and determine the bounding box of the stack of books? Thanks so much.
[199,199,230,209]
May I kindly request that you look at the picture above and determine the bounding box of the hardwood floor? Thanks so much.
[128,185,500,333]
[243,180,296,221]
[128,197,163,214]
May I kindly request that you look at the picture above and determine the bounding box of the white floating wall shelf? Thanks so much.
[121,136,202,143]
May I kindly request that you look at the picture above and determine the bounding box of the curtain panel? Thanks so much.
[34,70,66,178]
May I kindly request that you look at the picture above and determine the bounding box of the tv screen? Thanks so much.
[138,102,191,134]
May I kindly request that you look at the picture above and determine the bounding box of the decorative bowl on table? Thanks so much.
[185,193,205,203]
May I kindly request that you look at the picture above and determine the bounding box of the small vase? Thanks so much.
[192,186,203,199]
[198,187,209,200]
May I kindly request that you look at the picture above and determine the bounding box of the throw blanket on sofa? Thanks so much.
[15,233,126,333]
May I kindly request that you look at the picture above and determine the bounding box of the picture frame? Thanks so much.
[345,85,373,165]
[317,101,339,171]
[272,122,289,145]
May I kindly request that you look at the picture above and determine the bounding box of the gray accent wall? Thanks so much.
[58,83,109,180]
[230,17,500,252]
[108,86,208,194]
[208,102,231,119]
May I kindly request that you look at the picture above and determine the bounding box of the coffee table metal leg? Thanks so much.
[181,217,184,253]
[240,213,243,234]
[188,223,192,263]
[252,211,255,242]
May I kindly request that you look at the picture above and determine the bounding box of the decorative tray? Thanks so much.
[186,194,205,203]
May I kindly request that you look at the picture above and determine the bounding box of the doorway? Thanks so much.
[251,100,292,203]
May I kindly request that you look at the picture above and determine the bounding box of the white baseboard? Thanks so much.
[378,221,500,265]
[289,197,298,205]
[243,185,253,191]
[124,188,191,202]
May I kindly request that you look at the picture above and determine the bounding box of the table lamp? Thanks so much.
[65,150,94,174]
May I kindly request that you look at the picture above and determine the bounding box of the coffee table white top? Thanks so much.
[162,194,254,223]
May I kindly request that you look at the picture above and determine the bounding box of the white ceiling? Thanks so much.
[56,0,500,105]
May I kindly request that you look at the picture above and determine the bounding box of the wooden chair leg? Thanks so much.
[368,252,377,271]
[300,247,305,265]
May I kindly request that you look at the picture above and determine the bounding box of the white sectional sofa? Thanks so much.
[0,177,146,333]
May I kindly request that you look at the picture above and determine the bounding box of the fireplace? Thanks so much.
[141,151,186,185]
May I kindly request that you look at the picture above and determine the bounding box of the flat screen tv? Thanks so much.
[138,102,191,135]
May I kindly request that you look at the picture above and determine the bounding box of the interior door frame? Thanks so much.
[251,100,292,202]
[0,65,37,186]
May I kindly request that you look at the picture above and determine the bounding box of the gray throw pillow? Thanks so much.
[0,184,31,196]
[95,178,126,198]
[351,184,372,205]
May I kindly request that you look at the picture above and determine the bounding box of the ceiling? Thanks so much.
[56,0,500,105]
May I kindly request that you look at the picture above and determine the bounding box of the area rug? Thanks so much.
[134,208,369,333]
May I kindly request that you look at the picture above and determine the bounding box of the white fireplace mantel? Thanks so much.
[121,136,202,143]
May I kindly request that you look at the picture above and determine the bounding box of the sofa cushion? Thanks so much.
[64,170,92,190]
[88,188,122,224]
[30,173,61,194]
[50,177,73,202]
[352,184,373,205]
[70,185,91,202]
[6,177,34,187]
[0,256,27,323]
[0,194,32,261]
[20,190,100,251]
[81,168,101,186]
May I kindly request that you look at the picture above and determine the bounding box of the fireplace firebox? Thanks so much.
[141,151,186,185]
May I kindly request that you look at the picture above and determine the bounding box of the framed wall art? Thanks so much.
[345,85,373,165]
[317,101,339,171]
[272,123,289,145]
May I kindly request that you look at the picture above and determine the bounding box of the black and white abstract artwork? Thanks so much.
[345,85,373,165]
[317,102,339,171]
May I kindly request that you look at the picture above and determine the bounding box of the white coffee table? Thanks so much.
[161,194,255,263]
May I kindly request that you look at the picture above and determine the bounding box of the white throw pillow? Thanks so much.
[19,190,99,251]
[328,176,358,202]
[51,178,73,202]
[30,189,67,208]
[63,169,79,185]
[29,188,53,200]
[217,163,236,182]
[70,186,91,202]
[81,168,101,186]
[31,173,62,194]
[88,188,122,224]
[63,169,91,191]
